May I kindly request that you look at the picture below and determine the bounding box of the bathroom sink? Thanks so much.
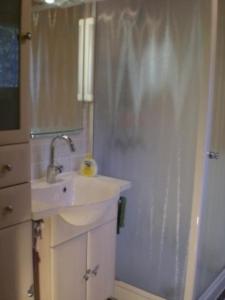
[59,175,121,226]
[32,173,75,220]
[32,172,131,224]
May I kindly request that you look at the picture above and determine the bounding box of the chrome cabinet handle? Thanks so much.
[91,265,100,276]
[56,165,64,174]
[207,152,220,160]
[84,265,100,281]
[4,205,14,213]
[83,269,91,281]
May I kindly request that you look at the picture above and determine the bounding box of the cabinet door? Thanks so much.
[0,221,33,300]
[87,220,117,300]
[0,0,31,145]
[52,234,87,300]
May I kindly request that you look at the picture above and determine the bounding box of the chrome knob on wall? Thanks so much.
[207,152,220,160]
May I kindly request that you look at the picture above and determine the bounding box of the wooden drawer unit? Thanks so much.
[0,184,31,229]
[0,221,33,300]
[0,144,30,188]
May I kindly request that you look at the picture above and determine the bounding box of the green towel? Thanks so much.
[117,196,127,234]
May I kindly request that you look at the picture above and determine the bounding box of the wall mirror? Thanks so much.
[30,1,95,136]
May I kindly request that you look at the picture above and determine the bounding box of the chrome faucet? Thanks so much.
[47,135,76,183]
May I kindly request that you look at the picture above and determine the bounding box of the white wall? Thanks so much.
[30,105,90,180]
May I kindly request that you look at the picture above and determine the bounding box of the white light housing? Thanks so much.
[77,18,95,102]
[45,0,55,4]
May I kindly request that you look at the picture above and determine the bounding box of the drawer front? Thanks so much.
[0,184,31,229]
[0,144,30,188]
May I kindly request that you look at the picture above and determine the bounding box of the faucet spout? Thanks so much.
[47,135,76,183]
[62,135,76,152]
[50,135,76,165]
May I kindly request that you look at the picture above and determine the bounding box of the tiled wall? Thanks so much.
[30,105,90,180]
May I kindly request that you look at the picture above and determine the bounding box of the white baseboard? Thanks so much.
[198,268,225,300]
[115,281,166,300]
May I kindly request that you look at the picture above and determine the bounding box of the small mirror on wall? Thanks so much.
[30,1,95,136]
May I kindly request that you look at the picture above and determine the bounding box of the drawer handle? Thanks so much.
[2,164,13,172]
[4,205,14,213]
[22,32,32,41]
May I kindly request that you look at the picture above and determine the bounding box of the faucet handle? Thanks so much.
[56,165,64,174]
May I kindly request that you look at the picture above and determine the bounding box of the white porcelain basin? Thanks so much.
[32,172,131,225]
[59,175,121,226]
[32,173,75,220]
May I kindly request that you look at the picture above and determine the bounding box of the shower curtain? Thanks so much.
[94,0,211,299]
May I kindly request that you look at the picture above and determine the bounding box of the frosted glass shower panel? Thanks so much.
[94,0,212,299]
[195,1,225,298]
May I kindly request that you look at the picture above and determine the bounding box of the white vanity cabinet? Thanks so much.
[33,174,131,300]
[52,234,87,300]
[39,201,118,300]
[0,221,33,300]
[87,220,117,300]
[52,221,117,300]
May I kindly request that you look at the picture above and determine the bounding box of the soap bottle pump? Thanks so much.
[80,154,98,177]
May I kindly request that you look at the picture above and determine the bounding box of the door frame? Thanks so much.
[184,1,219,299]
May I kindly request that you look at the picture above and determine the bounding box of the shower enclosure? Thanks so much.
[94,0,224,299]
[194,1,225,299]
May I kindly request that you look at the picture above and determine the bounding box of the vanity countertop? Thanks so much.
[32,172,131,221]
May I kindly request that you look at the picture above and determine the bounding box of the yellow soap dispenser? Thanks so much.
[80,154,98,177]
